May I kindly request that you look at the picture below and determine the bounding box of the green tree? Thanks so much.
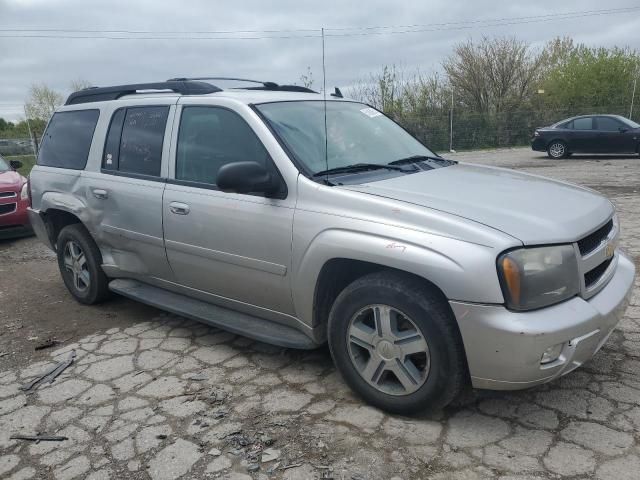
[443,36,546,116]
[540,43,640,117]
[299,67,314,89]
[24,83,63,123]
[70,79,93,92]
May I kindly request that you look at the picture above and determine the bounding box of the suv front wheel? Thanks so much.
[56,224,111,305]
[327,271,467,414]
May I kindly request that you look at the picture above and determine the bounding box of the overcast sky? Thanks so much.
[1,0,639,121]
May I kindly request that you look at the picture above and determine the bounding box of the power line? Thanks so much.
[0,6,635,35]
[0,7,638,40]
[324,7,640,32]
[327,9,640,37]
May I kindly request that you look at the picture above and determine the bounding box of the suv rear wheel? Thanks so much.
[56,224,111,305]
[327,271,467,414]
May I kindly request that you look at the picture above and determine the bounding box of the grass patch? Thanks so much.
[5,155,36,176]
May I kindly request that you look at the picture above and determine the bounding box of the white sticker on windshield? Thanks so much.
[360,107,382,118]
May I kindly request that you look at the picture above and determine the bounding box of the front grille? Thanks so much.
[0,191,16,198]
[0,203,16,215]
[578,219,613,256]
[585,257,613,288]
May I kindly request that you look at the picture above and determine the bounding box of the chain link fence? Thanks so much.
[0,137,37,156]
[393,104,639,153]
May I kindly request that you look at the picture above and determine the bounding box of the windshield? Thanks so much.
[0,155,9,172]
[619,116,640,128]
[256,101,437,175]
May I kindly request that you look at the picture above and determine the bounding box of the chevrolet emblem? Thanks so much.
[605,243,615,258]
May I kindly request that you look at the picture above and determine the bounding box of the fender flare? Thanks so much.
[292,228,504,327]
[40,191,91,224]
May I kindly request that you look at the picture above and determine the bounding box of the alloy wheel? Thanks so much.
[549,142,565,158]
[346,304,430,396]
[63,240,90,292]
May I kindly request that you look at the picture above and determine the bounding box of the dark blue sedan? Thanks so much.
[532,114,640,159]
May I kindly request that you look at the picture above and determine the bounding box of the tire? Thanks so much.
[547,140,568,159]
[56,224,111,305]
[327,271,467,414]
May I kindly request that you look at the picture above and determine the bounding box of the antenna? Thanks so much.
[321,27,329,184]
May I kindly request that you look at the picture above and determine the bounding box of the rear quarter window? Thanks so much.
[37,110,100,169]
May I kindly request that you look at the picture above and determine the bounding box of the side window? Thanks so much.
[596,117,623,131]
[572,117,593,130]
[175,106,272,186]
[561,121,573,129]
[102,106,169,177]
[38,110,100,169]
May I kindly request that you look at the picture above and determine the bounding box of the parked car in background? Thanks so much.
[0,154,31,238]
[532,114,640,159]
[28,79,635,413]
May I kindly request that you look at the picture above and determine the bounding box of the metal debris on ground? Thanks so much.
[281,463,303,470]
[19,350,76,392]
[261,448,281,463]
[10,434,68,443]
[34,338,60,351]
[258,433,274,446]
[207,388,229,405]
[0,352,8,358]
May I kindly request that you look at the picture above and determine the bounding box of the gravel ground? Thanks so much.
[0,147,639,480]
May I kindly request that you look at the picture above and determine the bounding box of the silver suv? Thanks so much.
[28,78,635,413]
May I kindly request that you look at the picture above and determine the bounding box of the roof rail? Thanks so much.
[64,80,221,105]
[168,77,317,94]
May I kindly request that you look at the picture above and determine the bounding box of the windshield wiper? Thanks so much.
[312,163,407,178]
[388,155,456,166]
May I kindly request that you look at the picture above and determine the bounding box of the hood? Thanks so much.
[342,163,613,245]
[0,169,24,190]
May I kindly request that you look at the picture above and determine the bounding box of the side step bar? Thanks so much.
[108,279,319,350]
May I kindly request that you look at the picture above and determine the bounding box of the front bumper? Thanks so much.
[531,138,546,152]
[450,251,635,390]
[0,198,31,238]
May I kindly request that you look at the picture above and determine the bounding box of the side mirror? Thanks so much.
[217,161,281,197]
[9,160,23,170]
[619,127,628,133]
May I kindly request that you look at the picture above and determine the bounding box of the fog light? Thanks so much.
[541,343,563,364]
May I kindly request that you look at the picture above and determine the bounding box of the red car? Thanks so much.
[0,154,31,238]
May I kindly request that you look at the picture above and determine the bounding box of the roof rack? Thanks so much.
[64,80,222,105]
[168,77,317,94]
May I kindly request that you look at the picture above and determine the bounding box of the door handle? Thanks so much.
[92,189,108,199]
[169,202,190,215]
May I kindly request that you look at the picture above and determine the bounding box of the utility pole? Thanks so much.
[449,87,455,153]
[630,66,638,119]
[23,105,38,156]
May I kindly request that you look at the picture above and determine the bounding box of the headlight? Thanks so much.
[497,245,579,311]
[20,182,29,201]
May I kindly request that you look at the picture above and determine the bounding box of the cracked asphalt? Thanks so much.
[1,148,639,480]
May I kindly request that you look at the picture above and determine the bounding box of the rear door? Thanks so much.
[162,101,296,316]
[566,117,597,153]
[594,116,636,153]
[84,100,175,280]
